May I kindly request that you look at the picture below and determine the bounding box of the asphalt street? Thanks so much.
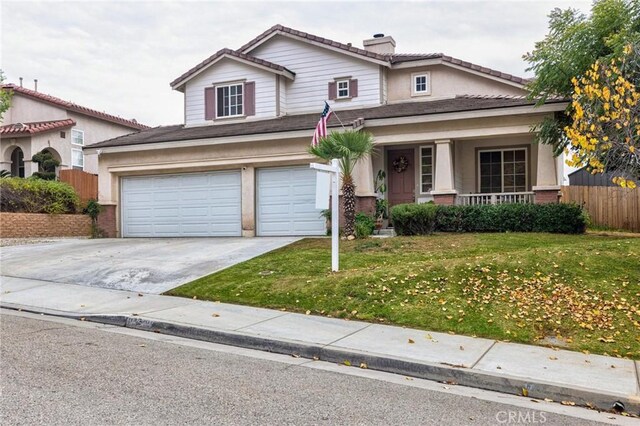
[1,311,626,426]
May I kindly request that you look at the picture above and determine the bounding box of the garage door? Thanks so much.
[121,171,241,237]
[257,166,325,236]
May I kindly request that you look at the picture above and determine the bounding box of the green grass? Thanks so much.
[167,233,640,359]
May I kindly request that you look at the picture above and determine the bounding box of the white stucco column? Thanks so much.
[533,142,560,189]
[353,154,375,197]
[241,166,256,237]
[533,143,561,204]
[432,139,457,193]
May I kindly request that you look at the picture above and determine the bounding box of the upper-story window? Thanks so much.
[412,72,431,96]
[216,83,243,117]
[336,80,350,99]
[71,129,84,146]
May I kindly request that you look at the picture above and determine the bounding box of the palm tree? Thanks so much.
[309,130,375,237]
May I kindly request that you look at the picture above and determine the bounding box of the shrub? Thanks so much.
[390,203,437,235]
[355,212,375,238]
[0,177,80,214]
[432,203,588,234]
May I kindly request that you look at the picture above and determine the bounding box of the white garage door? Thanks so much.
[257,166,326,236]
[121,171,241,237]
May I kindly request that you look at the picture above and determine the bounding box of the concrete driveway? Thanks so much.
[0,237,299,294]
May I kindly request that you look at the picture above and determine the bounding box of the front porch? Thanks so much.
[360,134,562,210]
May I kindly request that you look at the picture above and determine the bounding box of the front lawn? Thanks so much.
[167,233,640,359]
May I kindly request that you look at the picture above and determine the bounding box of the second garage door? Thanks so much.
[257,166,326,236]
[121,171,241,237]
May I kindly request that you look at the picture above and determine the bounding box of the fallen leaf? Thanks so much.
[561,401,576,406]
[305,310,311,315]
[291,353,300,358]
[343,360,351,366]
[211,313,220,317]
[522,388,529,397]
[544,398,554,402]
[459,345,464,351]
[359,362,368,369]
[137,293,143,297]
[312,356,319,361]
[79,317,85,321]
[139,344,146,348]
[408,338,415,344]
[549,356,558,360]
[192,296,197,300]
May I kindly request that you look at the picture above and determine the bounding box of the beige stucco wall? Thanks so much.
[387,64,526,103]
[0,136,36,175]
[1,95,67,125]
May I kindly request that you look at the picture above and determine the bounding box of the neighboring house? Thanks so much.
[0,84,148,177]
[568,168,625,187]
[87,25,567,238]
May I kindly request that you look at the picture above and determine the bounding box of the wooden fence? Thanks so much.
[561,185,640,232]
[59,169,98,204]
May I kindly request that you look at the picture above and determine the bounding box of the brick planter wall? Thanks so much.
[0,213,91,238]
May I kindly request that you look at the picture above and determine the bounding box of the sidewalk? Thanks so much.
[1,275,638,414]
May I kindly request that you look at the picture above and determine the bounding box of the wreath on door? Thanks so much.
[392,155,409,173]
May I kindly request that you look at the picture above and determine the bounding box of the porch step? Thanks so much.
[373,227,396,238]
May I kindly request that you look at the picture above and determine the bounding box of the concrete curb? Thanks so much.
[3,303,638,415]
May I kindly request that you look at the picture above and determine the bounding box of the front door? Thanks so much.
[387,149,415,207]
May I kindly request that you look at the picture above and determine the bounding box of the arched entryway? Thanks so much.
[10,147,25,178]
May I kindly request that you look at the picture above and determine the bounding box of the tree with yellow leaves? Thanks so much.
[565,43,639,187]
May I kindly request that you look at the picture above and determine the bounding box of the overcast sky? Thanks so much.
[2,0,591,127]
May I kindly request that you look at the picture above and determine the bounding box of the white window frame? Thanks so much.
[419,145,434,194]
[71,129,84,146]
[71,148,84,170]
[411,72,431,97]
[477,148,528,193]
[215,83,244,118]
[336,79,350,99]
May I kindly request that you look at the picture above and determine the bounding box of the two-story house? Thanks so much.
[1,83,148,177]
[87,25,567,238]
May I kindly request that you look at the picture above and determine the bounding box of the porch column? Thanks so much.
[533,143,560,204]
[241,166,256,237]
[432,139,457,205]
[353,154,376,215]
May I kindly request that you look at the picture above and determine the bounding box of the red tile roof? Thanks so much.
[2,84,150,130]
[0,119,76,136]
[170,48,294,89]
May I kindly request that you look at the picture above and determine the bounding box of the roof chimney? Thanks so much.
[363,33,396,55]
[34,79,38,92]
[19,77,23,87]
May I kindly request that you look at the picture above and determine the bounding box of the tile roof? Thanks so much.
[0,119,76,136]
[170,48,295,89]
[239,24,390,62]
[2,84,150,130]
[89,96,566,149]
[387,53,530,85]
[171,25,530,90]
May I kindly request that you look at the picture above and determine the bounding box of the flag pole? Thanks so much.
[326,100,347,131]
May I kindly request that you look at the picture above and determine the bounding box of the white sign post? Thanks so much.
[311,159,340,272]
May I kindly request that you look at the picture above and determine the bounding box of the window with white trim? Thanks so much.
[412,73,430,96]
[337,80,350,99]
[478,148,527,193]
[71,129,84,146]
[216,83,243,117]
[420,146,434,193]
[71,148,84,169]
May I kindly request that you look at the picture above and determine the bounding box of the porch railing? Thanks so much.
[456,192,535,205]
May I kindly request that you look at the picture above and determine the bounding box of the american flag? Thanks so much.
[311,101,332,146]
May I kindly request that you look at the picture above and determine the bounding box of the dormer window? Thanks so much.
[412,72,431,96]
[216,83,243,118]
[336,80,350,99]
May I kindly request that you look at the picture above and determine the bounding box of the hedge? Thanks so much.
[0,177,80,214]
[391,202,588,235]
[389,203,437,235]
